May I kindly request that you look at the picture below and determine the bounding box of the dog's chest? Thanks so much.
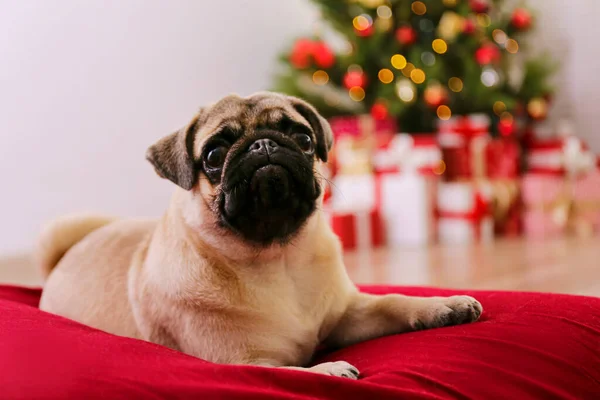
[239,260,340,365]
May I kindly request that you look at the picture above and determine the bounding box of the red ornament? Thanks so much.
[469,0,489,14]
[312,41,335,68]
[343,70,367,89]
[289,38,315,69]
[395,26,417,46]
[370,102,389,120]
[462,18,476,35]
[475,43,501,65]
[511,8,532,31]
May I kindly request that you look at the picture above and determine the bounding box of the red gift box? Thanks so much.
[437,114,490,181]
[486,138,522,236]
[328,208,385,250]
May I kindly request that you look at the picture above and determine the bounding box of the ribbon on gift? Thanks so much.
[374,134,441,176]
[436,190,492,239]
[527,179,600,237]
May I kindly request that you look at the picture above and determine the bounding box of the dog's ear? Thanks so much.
[146,113,201,190]
[288,97,333,162]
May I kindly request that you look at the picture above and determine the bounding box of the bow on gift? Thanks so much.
[562,136,596,178]
[374,134,440,174]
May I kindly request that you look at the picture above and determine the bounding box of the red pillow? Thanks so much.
[1,285,599,399]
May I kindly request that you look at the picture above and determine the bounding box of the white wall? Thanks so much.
[0,0,597,254]
[0,0,317,254]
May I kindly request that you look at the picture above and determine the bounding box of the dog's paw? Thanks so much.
[412,295,482,330]
[309,361,360,379]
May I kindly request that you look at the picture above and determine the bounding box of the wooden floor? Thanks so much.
[1,238,599,297]
[344,237,600,297]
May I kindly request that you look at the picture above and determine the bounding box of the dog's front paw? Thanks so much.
[412,295,482,330]
[308,361,360,379]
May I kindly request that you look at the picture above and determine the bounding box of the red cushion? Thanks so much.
[1,285,599,399]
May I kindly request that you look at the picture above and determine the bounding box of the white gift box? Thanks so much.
[329,174,376,210]
[437,182,494,244]
[378,172,436,246]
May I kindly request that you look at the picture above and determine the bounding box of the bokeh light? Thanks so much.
[378,68,394,84]
[433,160,447,175]
[505,39,519,54]
[349,86,366,102]
[481,67,499,87]
[402,62,416,77]
[411,1,427,16]
[437,105,452,120]
[432,39,448,54]
[492,29,508,45]
[353,14,373,31]
[391,54,407,70]
[410,68,426,84]
[476,13,491,27]
[377,5,393,19]
[396,79,416,102]
[312,70,329,85]
[448,77,463,92]
[348,64,363,73]
[421,52,436,66]
[493,100,506,115]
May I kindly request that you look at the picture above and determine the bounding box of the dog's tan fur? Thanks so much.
[39,92,481,378]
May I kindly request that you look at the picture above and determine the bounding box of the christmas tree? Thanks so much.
[273,0,556,135]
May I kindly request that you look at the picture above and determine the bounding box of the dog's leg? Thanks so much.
[325,293,482,348]
[253,361,360,379]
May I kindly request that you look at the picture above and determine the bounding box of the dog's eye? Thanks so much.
[292,133,313,153]
[205,146,228,169]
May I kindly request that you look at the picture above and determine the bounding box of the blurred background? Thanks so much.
[1,0,598,294]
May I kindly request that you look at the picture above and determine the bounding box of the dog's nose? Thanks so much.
[249,138,278,155]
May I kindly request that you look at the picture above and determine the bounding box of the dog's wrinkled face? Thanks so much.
[146,92,333,245]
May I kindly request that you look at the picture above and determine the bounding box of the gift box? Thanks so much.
[486,138,522,236]
[377,172,437,246]
[527,136,596,177]
[329,174,377,210]
[437,114,491,181]
[436,182,494,244]
[371,134,441,246]
[522,171,600,238]
[328,115,396,177]
[327,207,385,251]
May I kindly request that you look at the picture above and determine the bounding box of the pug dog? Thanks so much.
[38,92,482,379]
